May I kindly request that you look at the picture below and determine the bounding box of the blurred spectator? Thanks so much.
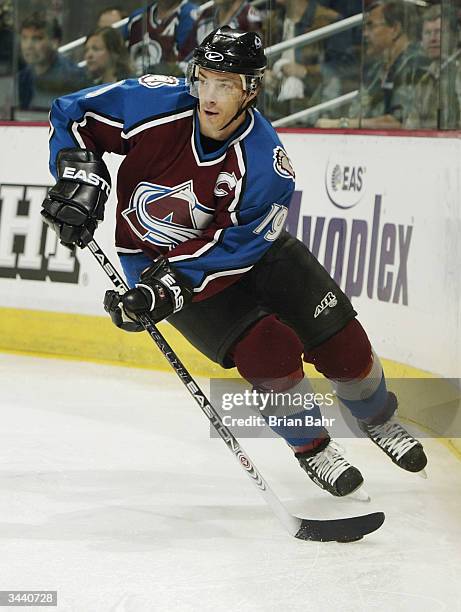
[317,0,427,129]
[17,11,89,110]
[96,6,127,28]
[320,0,361,21]
[184,0,263,54]
[0,0,16,118]
[84,27,134,84]
[263,0,339,119]
[125,0,197,76]
[318,0,363,93]
[0,0,15,76]
[405,4,460,129]
[20,0,63,24]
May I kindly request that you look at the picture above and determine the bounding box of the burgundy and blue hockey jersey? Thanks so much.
[182,2,263,59]
[49,75,296,300]
[124,0,197,73]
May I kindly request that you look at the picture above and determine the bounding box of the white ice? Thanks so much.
[0,353,460,612]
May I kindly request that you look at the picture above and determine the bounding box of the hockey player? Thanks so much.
[41,27,427,498]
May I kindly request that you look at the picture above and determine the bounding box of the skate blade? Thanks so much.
[347,484,371,503]
[417,468,428,479]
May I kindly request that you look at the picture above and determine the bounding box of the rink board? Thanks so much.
[0,124,460,453]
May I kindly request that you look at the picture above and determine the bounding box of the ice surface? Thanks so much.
[0,353,460,612]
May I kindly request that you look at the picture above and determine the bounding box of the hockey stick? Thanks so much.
[86,239,385,542]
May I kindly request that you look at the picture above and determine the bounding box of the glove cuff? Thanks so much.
[140,258,192,314]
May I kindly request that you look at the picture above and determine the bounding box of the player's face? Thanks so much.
[20,27,55,68]
[197,68,249,140]
[422,18,441,60]
[84,34,111,78]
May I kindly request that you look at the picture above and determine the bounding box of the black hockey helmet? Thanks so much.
[187,26,266,96]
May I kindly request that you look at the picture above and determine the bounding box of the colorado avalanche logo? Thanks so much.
[122,180,214,248]
[273,146,296,182]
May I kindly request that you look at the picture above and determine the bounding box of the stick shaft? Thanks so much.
[86,239,301,535]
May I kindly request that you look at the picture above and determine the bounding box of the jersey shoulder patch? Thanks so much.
[245,113,296,185]
[273,146,295,182]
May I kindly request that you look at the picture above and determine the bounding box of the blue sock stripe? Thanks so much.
[337,374,388,420]
[262,407,325,446]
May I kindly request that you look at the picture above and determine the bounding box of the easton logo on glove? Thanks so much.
[41,148,112,249]
[62,167,111,196]
[160,272,185,312]
[105,257,193,329]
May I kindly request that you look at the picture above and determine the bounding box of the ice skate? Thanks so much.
[294,437,367,499]
[358,411,427,474]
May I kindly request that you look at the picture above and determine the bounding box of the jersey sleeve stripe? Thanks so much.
[193,265,254,293]
[63,111,125,148]
[67,107,196,149]
[168,228,224,263]
[115,247,144,254]
[71,122,86,148]
[76,111,124,130]
[71,111,124,147]
[48,115,54,142]
[124,107,195,139]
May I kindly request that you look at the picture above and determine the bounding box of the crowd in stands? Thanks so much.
[317,1,460,129]
[0,0,460,129]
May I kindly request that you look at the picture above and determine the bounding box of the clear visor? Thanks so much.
[186,60,263,99]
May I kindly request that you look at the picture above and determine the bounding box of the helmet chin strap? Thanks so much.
[219,92,254,131]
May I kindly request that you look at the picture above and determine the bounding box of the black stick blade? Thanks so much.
[294,511,385,542]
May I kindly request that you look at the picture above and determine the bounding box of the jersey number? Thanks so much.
[253,204,288,242]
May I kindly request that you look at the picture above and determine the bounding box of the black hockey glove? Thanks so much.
[103,290,144,333]
[41,148,111,248]
[104,257,192,331]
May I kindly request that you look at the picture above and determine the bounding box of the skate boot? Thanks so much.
[294,437,364,497]
[358,396,427,473]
